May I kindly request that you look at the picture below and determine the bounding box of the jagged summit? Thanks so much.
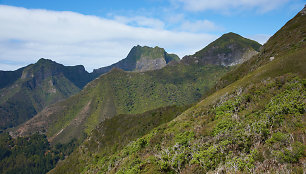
[182,32,261,66]
[93,45,179,75]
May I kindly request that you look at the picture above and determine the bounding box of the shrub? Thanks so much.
[266,132,289,145]
[175,131,195,146]
[212,119,234,136]
[274,141,305,163]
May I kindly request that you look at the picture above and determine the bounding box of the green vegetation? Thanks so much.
[66,75,305,174]
[0,133,76,174]
[16,63,229,144]
[50,105,189,173]
[5,6,306,174]
[51,9,306,173]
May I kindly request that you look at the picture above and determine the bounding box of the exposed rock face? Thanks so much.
[228,48,259,66]
[135,57,166,72]
[93,45,179,75]
[182,32,261,66]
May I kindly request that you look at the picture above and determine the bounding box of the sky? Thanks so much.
[0,0,305,72]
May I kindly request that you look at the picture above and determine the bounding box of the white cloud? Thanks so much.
[165,13,185,24]
[0,63,24,71]
[174,0,289,13]
[114,16,165,29]
[0,5,218,72]
[180,20,221,32]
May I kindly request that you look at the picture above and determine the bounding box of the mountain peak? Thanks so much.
[36,58,55,64]
[93,45,179,74]
[182,32,261,66]
[127,45,165,60]
[221,32,240,37]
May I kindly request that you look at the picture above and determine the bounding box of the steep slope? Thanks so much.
[182,32,261,66]
[93,45,179,75]
[50,105,190,173]
[0,58,93,130]
[214,6,306,91]
[12,63,229,144]
[51,6,306,174]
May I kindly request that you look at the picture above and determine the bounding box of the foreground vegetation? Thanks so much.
[50,105,190,173]
[53,74,305,173]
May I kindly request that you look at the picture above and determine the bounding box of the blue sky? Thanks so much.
[0,0,305,71]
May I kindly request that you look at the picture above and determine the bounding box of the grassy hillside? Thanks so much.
[50,105,190,173]
[56,74,305,174]
[51,7,306,174]
[13,63,229,144]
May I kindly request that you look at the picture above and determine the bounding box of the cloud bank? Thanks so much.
[0,5,218,72]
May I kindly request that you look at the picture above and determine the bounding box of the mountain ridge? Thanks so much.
[0,45,179,131]
[12,63,229,144]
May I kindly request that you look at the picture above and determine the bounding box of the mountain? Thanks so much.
[50,6,306,174]
[0,58,94,130]
[93,45,180,75]
[12,63,229,144]
[0,46,178,131]
[182,32,261,66]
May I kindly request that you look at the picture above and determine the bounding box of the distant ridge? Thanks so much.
[0,58,93,130]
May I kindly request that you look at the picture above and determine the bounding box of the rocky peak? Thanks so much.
[93,45,179,74]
